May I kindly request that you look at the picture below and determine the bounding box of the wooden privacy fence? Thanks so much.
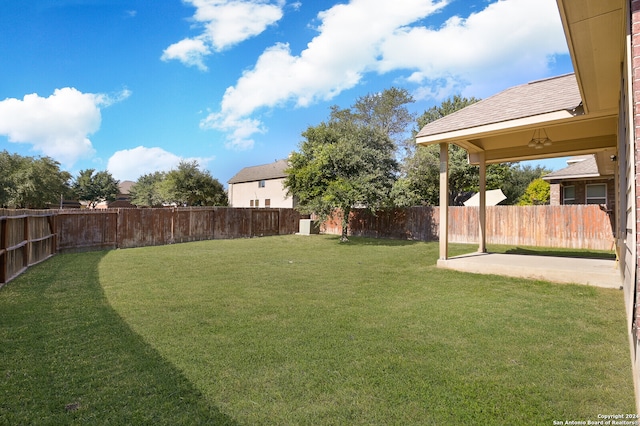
[55,207,302,251]
[322,205,615,251]
[0,210,57,285]
[1,207,302,285]
[1,205,614,285]
[452,205,614,250]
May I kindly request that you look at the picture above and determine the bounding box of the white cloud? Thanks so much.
[162,0,285,70]
[107,146,215,181]
[378,0,568,99]
[200,113,265,150]
[203,0,447,147]
[0,87,130,167]
[161,38,211,71]
[202,0,568,149]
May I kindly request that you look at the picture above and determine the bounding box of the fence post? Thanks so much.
[212,207,217,240]
[48,214,57,254]
[116,208,122,249]
[171,208,176,243]
[0,218,7,284]
[23,215,29,269]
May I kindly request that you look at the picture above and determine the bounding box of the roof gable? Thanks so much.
[416,73,582,139]
[119,180,135,195]
[228,159,289,184]
[542,154,605,180]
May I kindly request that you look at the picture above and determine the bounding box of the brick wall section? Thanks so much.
[549,183,560,205]
[566,179,615,210]
[633,0,640,334]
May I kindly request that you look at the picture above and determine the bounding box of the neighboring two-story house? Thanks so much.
[227,159,295,208]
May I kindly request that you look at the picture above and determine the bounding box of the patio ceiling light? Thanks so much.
[527,128,552,149]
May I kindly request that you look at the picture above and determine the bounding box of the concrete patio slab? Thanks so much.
[437,252,621,289]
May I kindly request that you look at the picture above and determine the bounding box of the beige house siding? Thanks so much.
[227,160,294,208]
[228,177,294,208]
[631,0,640,410]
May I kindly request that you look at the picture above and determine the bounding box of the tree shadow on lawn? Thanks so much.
[0,250,237,425]
[502,246,616,260]
[326,235,422,246]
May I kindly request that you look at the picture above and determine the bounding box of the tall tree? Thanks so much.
[0,151,27,208]
[15,156,73,208]
[395,95,516,206]
[160,161,228,207]
[72,169,120,209]
[285,114,398,242]
[416,94,481,128]
[129,171,166,207]
[352,87,416,148]
[395,144,511,206]
[0,151,72,208]
[501,164,551,205]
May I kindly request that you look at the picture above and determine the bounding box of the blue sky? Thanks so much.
[0,0,573,185]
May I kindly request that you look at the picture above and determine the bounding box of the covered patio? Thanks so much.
[414,0,623,289]
[438,252,619,289]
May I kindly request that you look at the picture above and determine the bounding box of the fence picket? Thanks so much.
[0,205,614,286]
[321,205,614,251]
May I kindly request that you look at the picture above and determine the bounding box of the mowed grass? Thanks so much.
[0,235,634,425]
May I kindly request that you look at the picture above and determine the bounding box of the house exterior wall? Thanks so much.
[552,179,616,210]
[228,178,294,208]
[629,0,640,411]
[547,179,616,233]
[549,183,560,205]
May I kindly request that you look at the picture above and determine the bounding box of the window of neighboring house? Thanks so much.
[258,180,266,188]
[265,199,271,207]
[255,199,260,207]
[563,185,575,204]
[250,200,254,207]
[586,183,607,205]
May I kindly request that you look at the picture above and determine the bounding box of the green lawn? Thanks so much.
[0,235,634,425]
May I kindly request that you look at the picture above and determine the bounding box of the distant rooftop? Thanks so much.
[119,180,135,194]
[416,73,582,138]
[542,155,601,181]
[228,159,289,184]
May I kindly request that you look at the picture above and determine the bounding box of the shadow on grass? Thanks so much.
[0,251,237,425]
[502,246,616,260]
[325,235,422,246]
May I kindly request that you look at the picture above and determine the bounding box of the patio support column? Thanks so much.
[439,143,449,260]
[478,151,487,253]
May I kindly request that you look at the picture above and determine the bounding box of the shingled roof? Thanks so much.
[228,159,289,184]
[542,155,602,181]
[416,73,582,138]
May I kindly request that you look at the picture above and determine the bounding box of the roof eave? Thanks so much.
[542,173,603,181]
[415,109,579,147]
[228,175,287,185]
